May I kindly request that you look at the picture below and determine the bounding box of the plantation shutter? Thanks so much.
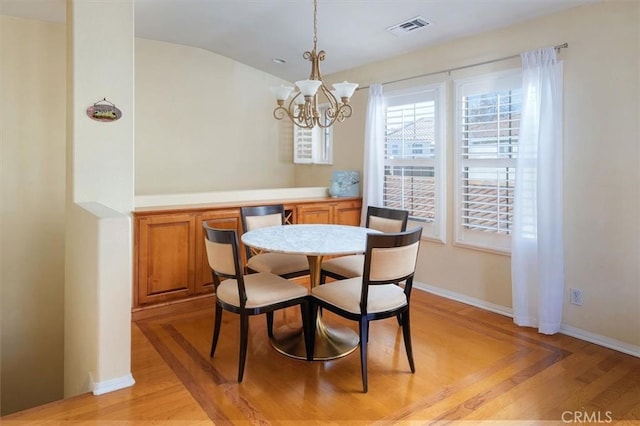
[382,84,445,242]
[455,70,522,252]
[293,126,314,164]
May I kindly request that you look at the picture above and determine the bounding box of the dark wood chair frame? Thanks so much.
[240,204,310,279]
[309,227,422,392]
[204,224,313,382]
[319,205,409,283]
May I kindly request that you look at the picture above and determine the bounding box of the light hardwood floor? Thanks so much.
[3,290,639,424]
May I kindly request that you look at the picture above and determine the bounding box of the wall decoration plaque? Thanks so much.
[86,98,122,122]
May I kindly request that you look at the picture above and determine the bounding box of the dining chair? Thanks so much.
[320,206,409,283]
[203,224,313,382]
[309,226,423,392]
[240,204,310,279]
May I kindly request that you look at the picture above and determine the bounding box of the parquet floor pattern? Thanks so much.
[3,290,639,424]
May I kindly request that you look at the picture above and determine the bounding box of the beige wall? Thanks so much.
[0,16,66,414]
[325,0,640,349]
[135,38,297,195]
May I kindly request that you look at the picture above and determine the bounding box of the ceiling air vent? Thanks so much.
[387,16,430,36]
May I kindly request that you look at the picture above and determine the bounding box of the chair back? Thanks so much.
[365,206,409,233]
[361,227,422,311]
[203,224,248,305]
[240,204,285,259]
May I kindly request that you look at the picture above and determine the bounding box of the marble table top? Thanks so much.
[241,224,380,257]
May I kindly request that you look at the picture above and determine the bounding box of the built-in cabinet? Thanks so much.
[133,197,361,309]
[296,200,362,225]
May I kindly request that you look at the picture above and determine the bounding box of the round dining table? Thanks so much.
[241,223,379,361]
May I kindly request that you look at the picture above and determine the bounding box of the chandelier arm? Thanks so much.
[316,115,337,129]
[335,104,353,122]
[340,104,353,119]
[273,105,299,123]
[318,84,338,106]
[315,103,352,128]
[298,101,315,128]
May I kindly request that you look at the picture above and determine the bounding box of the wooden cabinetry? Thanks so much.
[296,199,362,225]
[134,197,361,309]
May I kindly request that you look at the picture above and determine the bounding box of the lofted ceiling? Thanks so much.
[1,0,599,82]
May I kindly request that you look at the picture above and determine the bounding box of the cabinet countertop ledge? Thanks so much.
[133,187,361,215]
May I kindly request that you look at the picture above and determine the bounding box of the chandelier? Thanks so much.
[271,0,358,129]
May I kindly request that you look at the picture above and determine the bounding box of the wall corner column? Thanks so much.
[65,0,135,398]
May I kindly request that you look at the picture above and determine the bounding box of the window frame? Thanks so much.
[383,83,446,243]
[453,68,522,254]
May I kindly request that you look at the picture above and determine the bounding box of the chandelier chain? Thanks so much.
[313,0,318,51]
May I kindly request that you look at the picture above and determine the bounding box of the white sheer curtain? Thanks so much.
[512,47,564,334]
[361,84,385,226]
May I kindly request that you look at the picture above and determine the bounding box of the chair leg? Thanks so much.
[238,314,249,382]
[401,309,415,373]
[300,300,313,361]
[359,318,369,393]
[320,271,327,284]
[395,283,403,326]
[266,311,274,338]
[210,304,223,357]
[308,302,319,360]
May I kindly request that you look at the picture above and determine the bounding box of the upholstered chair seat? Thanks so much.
[246,252,310,277]
[241,205,309,279]
[319,255,365,280]
[216,272,308,308]
[311,278,407,314]
[320,206,409,283]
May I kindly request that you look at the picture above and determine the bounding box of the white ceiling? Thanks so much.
[1,0,599,82]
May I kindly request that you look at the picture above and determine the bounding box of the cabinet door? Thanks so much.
[296,203,333,224]
[137,213,195,306]
[194,209,242,294]
[334,199,362,226]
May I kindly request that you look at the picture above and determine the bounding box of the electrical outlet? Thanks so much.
[570,288,583,306]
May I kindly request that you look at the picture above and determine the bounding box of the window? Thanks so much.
[454,70,522,253]
[384,84,445,242]
[293,105,333,164]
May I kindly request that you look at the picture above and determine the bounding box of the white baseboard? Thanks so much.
[559,324,640,358]
[413,281,639,359]
[414,281,513,317]
[92,373,136,396]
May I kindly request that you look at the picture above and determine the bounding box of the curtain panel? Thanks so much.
[512,47,565,334]
[361,84,385,226]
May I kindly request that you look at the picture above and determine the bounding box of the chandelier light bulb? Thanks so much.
[270,85,294,101]
[332,81,359,100]
[295,79,323,97]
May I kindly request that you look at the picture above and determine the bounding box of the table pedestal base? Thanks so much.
[271,317,359,361]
